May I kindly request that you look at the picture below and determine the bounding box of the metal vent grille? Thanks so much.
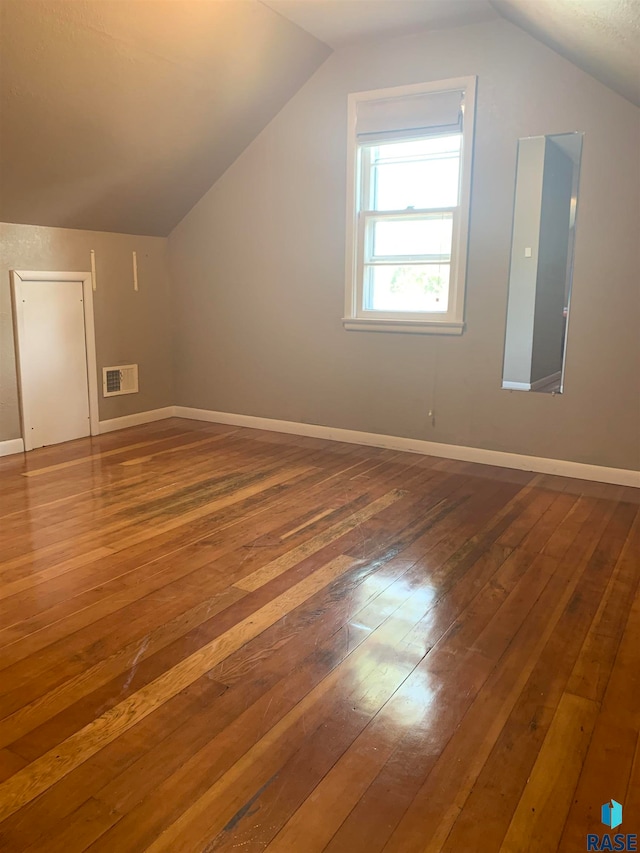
[105,370,121,393]
[102,364,139,397]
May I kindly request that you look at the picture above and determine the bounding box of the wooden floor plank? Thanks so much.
[89,570,446,852]
[357,498,619,853]
[436,500,635,853]
[281,499,602,853]
[557,512,640,847]
[0,554,360,821]
[0,419,637,852]
[2,476,508,848]
[0,454,387,663]
[0,468,406,694]
[500,692,599,852]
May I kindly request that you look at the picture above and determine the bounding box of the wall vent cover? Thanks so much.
[102,364,139,397]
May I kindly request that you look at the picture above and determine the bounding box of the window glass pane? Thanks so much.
[369,134,461,211]
[372,214,452,258]
[371,135,461,163]
[373,158,460,210]
[365,264,450,313]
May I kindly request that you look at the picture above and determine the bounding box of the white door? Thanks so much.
[16,280,91,449]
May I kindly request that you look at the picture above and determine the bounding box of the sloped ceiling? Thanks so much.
[492,0,640,108]
[265,0,639,105]
[0,0,637,237]
[0,0,330,236]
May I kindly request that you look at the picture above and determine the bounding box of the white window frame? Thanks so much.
[343,76,476,335]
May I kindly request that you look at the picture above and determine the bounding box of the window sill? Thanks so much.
[342,317,465,335]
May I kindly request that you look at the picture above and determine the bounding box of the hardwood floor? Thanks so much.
[0,418,638,852]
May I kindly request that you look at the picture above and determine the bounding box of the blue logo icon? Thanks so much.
[602,800,623,830]
[588,798,636,851]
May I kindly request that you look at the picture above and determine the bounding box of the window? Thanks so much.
[344,77,476,334]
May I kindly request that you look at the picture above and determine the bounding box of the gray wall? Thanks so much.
[0,222,173,441]
[168,18,640,472]
[531,139,573,383]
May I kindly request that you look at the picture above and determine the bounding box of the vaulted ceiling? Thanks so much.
[0,0,638,237]
[263,0,499,44]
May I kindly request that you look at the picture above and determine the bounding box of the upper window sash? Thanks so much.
[360,134,463,213]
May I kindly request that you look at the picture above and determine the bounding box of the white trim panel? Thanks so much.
[174,406,640,488]
[0,438,25,458]
[99,407,175,434]
[343,318,464,335]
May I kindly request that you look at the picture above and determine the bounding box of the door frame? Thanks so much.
[11,270,100,451]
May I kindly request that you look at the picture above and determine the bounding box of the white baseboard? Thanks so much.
[0,438,25,458]
[0,408,173,455]
[531,371,562,392]
[502,380,531,391]
[6,404,636,487]
[98,407,175,434]
[173,406,640,489]
[503,373,562,393]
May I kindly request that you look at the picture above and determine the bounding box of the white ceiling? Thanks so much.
[262,0,498,45]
